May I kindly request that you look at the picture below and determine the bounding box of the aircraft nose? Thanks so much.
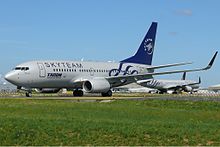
[4,72,17,84]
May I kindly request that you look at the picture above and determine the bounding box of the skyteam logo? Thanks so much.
[144,38,153,55]
[109,63,138,77]
[146,79,159,88]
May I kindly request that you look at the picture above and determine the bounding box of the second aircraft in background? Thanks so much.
[137,72,201,94]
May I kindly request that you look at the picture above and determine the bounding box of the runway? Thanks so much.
[1,93,220,102]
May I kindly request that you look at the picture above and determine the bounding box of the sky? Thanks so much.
[0,0,219,87]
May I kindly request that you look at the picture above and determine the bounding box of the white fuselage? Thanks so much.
[138,79,200,92]
[5,60,153,89]
[208,84,220,91]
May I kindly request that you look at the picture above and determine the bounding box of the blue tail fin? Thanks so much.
[120,22,157,65]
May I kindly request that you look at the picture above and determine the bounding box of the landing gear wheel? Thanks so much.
[73,90,84,97]
[101,90,112,97]
[25,92,32,97]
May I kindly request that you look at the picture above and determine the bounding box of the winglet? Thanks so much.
[198,77,201,84]
[203,51,218,70]
[181,72,186,80]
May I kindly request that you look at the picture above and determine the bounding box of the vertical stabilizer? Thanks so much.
[120,22,157,65]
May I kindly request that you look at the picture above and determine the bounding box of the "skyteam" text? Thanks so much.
[44,62,83,68]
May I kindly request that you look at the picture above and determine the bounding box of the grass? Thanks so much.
[0,98,220,145]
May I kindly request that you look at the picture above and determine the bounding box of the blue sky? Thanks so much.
[0,0,219,87]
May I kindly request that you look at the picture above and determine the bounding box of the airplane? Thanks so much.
[208,84,220,92]
[137,72,201,94]
[4,22,218,97]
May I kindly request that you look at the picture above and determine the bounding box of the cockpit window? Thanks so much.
[14,67,29,71]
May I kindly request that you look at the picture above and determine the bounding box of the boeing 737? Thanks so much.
[137,72,201,94]
[4,22,218,97]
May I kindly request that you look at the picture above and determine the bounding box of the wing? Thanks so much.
[147,62,192,70]
[106,51,217,87]
[72,51,217,89]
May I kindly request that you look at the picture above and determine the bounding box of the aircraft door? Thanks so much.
[37,63,46,78]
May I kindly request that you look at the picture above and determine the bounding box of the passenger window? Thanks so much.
[15,67,21,70]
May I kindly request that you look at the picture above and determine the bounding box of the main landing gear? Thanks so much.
[25,92,32,97]
[73,89,84,97]
[73,89,112,97]
[101,90,112,97]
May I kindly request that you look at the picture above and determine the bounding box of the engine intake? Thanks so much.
[83,79,110,93]
[183,86,193,92]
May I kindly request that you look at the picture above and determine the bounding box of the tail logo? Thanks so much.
[109,63,138,77]
[144,38,153,55]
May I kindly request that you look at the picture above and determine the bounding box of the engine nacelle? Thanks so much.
[183,86,193,92]
[35,88,61,93]
[83,79,110,93]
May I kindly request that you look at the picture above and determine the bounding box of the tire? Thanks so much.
[26,92,32,97]
[101,90,112,97]
[73,90,84,97]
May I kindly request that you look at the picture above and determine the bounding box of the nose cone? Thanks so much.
[4,72,17,85]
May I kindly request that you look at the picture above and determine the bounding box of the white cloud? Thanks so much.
[169,32,178,36]
[175,9,192,16]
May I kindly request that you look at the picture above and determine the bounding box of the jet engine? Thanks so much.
[83,78,110,93]
[35,88,61,93]
[183,86,193,92]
